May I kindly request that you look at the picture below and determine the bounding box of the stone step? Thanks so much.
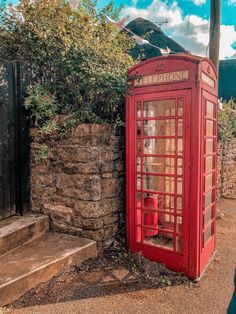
[0,232,97,307]
[0,214,50,256]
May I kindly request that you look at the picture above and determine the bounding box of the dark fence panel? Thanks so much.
[0,61,16,219]
[0,60,30,220]
[16,62,31,215]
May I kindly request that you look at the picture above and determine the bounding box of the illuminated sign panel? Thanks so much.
[134,70,189,86]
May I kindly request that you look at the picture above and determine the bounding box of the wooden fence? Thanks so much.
[0,60,30,220]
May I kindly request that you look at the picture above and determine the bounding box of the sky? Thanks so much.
[6,0,236,59]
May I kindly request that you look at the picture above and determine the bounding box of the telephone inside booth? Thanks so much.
[126,54,218,279]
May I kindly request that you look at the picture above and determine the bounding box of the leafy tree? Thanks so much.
[0,0,6,23]
[0,0,135,130]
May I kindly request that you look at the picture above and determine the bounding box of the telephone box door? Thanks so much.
[127,89,191,274]
[199,90,218,275]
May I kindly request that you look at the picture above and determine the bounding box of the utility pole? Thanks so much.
[209,0,221,75]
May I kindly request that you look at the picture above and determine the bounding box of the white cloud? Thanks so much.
[228,0,236,5]
[220,25,236,59]
[123,0,183,27]
[167,15,210,56]
[193,0,206,5]
[122,0,236,59]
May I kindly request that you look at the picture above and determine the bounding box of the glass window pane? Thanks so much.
[136,226,141,243]
[176,216,182,252]
[162,195,175,213]
[165,176,175,193]
[205,190,213,208]
[178,119,183,137]
[204,223,213,245]
[137,139,141,155]
[143,119,175,136]
[177,197,182,213]
[205,156,214,173]
[177,177,183,194]
[178,98,184,116]
[143,157,175,174]
[142,194,175,214]
[177,216,182,232]
[144,99,176,117]
[137,208,142,226]
[206,101,215,118]
[206,139,214,155]
[144,211,175,233]
[205,173,214,191]
[178,139,183,155]
[177,158,183,175]
[137,192,141,208]
[137,102,142,119]
[205,206,213,227]
[144,139,175,155]
[143,175,174,193]
[143,194,158,209]
[144,230,174,250]
[137,175,141,190]
[143,211,158,229]
[158,213,175,231]
[206,120,214,136]
[137,157,141,172]
[137,121,142,137]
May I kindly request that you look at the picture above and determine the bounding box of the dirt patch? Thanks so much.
[10,246,189,309]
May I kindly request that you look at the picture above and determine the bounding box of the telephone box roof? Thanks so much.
[128,54,217,78]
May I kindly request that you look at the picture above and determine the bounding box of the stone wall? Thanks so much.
[31,122,236,252]
[217,140,236,198]
[31,124,125,252]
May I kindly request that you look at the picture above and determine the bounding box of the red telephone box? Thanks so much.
[126,54,218,280]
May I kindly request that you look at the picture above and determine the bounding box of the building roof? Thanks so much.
[125,17,187,60]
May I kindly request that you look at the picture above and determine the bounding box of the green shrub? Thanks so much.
[24,83,59,128]
[0,0,135,131]
[218,98,236,141]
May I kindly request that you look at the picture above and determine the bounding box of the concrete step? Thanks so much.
[0,232,97,307]
[0,214,50,256]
